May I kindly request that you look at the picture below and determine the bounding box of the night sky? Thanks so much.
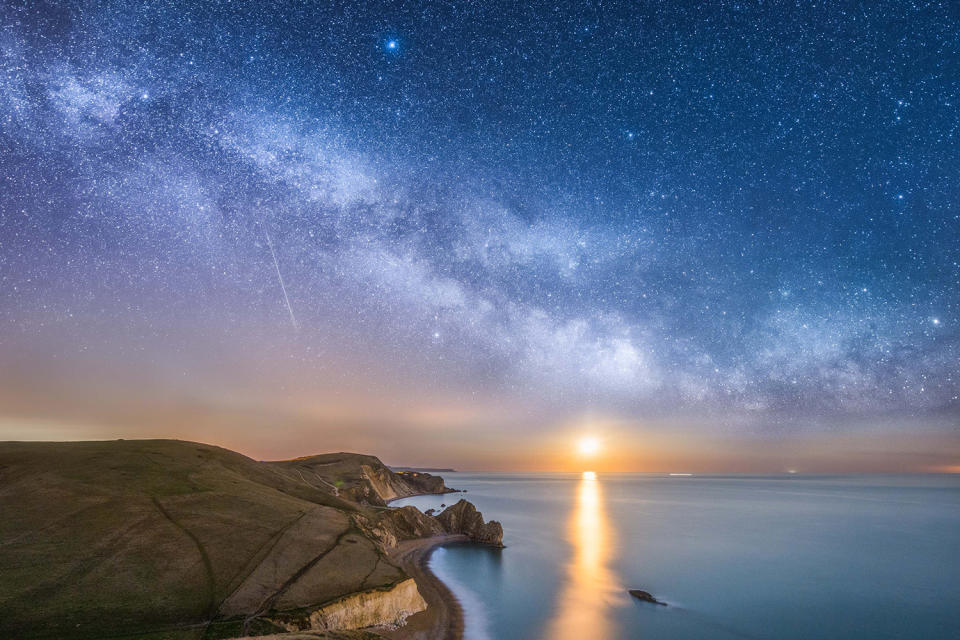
[1,1,958,470]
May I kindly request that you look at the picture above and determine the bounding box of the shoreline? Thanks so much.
[384,534,468,640]
[384,487,461,505]
[378,485,482,639]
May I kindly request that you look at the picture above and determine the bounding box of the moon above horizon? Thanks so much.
[578,436,601,457]
[0,0,957,473]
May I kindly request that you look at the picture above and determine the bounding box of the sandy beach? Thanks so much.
[227,534,473,640]
[384,535,469,640]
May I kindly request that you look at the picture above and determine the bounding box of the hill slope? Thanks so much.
[0,440,499,639]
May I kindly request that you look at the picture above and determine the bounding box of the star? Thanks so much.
[0,0,956,470]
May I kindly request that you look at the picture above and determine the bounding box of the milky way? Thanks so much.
[0,1,958,466]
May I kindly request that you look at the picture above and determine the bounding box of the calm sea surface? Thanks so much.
[392,473,960,640]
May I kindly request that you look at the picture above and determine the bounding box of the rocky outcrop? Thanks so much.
[270,578,427,633]
[393,470,450,497]
[271,453,456,507]
[436,500,505,547]
[354,500,504,549]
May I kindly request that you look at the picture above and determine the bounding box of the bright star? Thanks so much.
[386,40,398,50]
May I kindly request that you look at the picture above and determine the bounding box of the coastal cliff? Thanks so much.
[356,501,504,550]
[270,578,427,633]
[437,500,505,546]
[0,439,501,639]
[271,452,456,506]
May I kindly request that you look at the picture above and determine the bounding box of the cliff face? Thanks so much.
[436,500,505,547]
[270,578,427,633]
[270,453,455,506]
[355,501,504,550]
[0,440,500,640]
[393,470,449,497]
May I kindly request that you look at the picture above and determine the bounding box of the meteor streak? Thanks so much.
[263,228,298,331]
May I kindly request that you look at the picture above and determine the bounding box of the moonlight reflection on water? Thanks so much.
[546,471,622,640]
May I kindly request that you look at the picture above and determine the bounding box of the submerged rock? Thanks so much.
[629,589,666,606]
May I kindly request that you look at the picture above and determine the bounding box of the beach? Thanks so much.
[227,535,470,640]
[385,535,469,640]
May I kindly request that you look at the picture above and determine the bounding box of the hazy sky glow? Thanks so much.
[1,1,958,471]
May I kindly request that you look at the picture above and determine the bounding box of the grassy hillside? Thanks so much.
[0,440,415,639]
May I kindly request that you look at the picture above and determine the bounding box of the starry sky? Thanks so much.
[1,0,958,471]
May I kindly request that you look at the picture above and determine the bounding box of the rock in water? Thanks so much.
[436,499,505,547]
[355,500,505,549]
[629,589,667,606]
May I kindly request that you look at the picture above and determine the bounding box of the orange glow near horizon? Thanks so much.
[1,392,958,473]
[545,470,620,640]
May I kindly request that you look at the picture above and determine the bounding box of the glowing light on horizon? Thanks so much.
[577,436,601,457]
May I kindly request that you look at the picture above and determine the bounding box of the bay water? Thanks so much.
[392,473,960,639]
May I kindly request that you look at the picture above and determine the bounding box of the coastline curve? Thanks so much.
[386,535,468,640]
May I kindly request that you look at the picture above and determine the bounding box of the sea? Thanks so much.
[391,472,960,640]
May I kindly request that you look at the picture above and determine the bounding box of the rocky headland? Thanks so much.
[0,440,501,639]
[273,452,458,506]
